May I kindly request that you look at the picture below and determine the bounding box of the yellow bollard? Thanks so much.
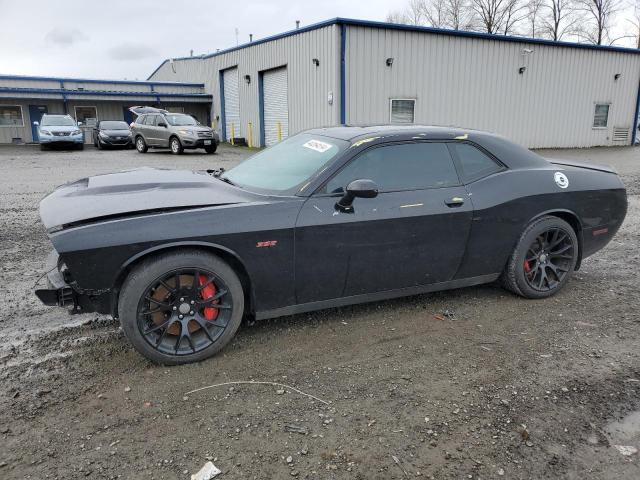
[277,122,282,142]
[231,123,235,146]
[248,122,253,148]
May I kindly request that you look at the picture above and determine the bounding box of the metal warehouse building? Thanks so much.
[0,75,212,144]
[148,17,640,149]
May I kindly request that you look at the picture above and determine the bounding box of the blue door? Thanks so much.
[123,107,134,125]
[29,105,48,142]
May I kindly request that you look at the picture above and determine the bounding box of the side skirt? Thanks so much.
[255,273,500,320]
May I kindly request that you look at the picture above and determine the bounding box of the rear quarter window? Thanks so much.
[451,143,503,183]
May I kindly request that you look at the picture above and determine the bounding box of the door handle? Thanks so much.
[444,196,465,207]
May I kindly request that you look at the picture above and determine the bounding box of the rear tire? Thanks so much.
[170,137,184,155]
[501,216,578,299]
[136,136,148,153]
[119,250,244,365]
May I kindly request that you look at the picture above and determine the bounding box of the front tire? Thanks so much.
[119,250,244,365]
[170,137,184,155]
[501,216,578,299]
[135,136,148,153]
[205,143,217,154]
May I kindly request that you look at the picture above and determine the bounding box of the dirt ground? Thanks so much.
[0,144,639,480]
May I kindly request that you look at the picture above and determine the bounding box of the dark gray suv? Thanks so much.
[131,112,219,154]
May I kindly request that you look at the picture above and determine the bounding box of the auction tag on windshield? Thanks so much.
[303,139,332,153]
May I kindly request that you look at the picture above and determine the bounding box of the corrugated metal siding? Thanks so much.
[345,25,640,148]
[0,99,209,143]
[149,25,340,147]
[0,100,65,143]
[263,67,289,146]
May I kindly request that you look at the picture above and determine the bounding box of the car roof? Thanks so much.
[306,124,549,169]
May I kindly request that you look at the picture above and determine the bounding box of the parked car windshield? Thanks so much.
[41,116,75,126]
[165,114,198,126]
[100,121,129,130]
[222,133,348,194]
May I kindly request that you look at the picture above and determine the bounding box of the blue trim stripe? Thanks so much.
[0,73,204,88]
[340,24,346,126]
[0,86,212,100]
[633,81,640,145]
[147,17,640,80]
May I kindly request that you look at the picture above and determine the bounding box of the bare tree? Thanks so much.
[628,0,640,48]
[502,0,528,34]
[424,0,450,27]
[469,0,525,34]
[575,0,622,44]
[525,0,545,36]
[540,0,580,40]
[446,0,474,29]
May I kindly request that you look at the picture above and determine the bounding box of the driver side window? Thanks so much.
[323,142,459,194]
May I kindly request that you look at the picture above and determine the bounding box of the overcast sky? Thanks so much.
[0,0,636,81]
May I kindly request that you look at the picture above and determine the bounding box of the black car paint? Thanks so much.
[93,122,133,148]
[37,126,627,320]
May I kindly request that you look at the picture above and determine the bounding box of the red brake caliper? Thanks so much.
[198,274,219,321]
[524,260,531,274]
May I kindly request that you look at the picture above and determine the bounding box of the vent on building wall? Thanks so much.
[613,127,630,142]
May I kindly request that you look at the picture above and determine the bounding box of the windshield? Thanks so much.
[222,133,347,194]
[166,114,197,126]
[100,121,129,130]
[41,116,75,126]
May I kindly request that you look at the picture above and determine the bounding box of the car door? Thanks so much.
[145,115,161,146]
[156,114,171,147]
[294,141,473,304]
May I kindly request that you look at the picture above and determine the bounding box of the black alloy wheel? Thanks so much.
[523,227,575,292]
[137,269,233,356]
[501,216,578,299]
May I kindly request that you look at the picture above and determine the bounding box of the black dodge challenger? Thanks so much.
[36,126,627,364]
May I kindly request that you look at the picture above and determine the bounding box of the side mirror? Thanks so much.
[78,121,83,126]
[158,122,167,128]
[335,179,379,213]
[33,121,39,126]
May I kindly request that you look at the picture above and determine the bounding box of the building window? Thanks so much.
[167,106,185,113]
[593,104,610,128]
[390,99,415,124]
[0,105,24,127]
[74,106,98,127]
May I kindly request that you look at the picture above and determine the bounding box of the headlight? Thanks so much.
[40,129,52,135]
[178,129,194,136]
[71,129,82,135]
[99,131,110,138]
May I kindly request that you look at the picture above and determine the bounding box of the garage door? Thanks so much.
[262,67,288,146]
[223,68,240,141]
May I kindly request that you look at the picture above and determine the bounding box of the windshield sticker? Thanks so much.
[303,139,333,153]
[350,136,381,148]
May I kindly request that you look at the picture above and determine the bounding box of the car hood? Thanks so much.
[40,167,256,230]
[41,125,78,132]
[101,129,131,136]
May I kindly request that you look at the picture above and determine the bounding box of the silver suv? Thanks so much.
[131,110,219,154]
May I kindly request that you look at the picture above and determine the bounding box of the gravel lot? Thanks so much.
[0,144,639,479]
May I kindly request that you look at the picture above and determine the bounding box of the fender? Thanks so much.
[526,208,584,270]
[110,240,253,317]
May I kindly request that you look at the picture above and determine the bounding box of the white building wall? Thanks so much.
[344,25,640,148]
[149,25,341,147]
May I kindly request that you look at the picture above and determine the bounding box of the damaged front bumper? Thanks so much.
[34,251,83,313]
